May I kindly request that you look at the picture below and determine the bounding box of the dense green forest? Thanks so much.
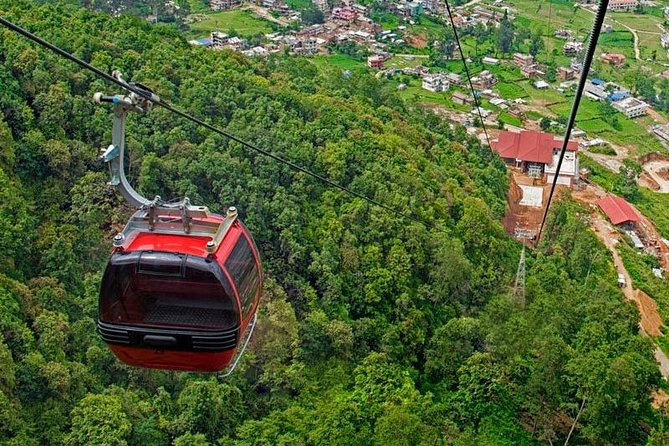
[0,1,667,444]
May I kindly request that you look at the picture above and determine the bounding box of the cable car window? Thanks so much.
[100,252,239,330]
[138,252,184,276]
[225,235,259,317]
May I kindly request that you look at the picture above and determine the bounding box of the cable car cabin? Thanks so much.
[98,206,262,372]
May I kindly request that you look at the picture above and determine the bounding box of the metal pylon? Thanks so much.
[513,228,535,307]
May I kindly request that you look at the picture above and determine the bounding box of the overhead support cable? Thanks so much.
[537,0,610,242]
[0,15,436,230]
[443,0,492,148]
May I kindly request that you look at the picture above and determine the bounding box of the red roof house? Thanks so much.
[597,195,638,226]
[491,130,580,186]
[491,130,577,164]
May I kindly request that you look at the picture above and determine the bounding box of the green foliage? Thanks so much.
[425,317,483,386]
[0,1,664,445]
[300,7,325,26]
[586,144,617,156]
[67,394,132,446]
[170,381,245,441]
[496,10,515,55]
[174,432,210,446]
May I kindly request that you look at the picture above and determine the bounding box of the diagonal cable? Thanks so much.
[0,15,435,229]
[537,0,609,242]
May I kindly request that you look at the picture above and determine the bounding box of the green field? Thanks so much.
[577,118,611,133]
[385,55,429,70]
[188,9,274,37]
[549,98,600,120]
[548,99,666,153]
[613,12,667,33]
[285,0,313,10]
[410,16,446,39]
[498,111,523,127]
[496,82,528,99]
[188,0,210,13]
[597,30,634,49]
[371,11,400,29]
[397,85,452,106]
[312,54,367,71]
[508,0,599,35]
[637,32,669,63]
[504,0,669,73]
[600,11,669,67]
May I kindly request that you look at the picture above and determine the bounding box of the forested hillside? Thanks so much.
[0,1,666,444]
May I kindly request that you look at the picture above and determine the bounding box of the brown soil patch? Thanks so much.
[647,108,668,125]
[502,171,545,236]
[640,172,661,191]
[652,389,669,411]
[659,167,669,181]
[407,34,427,48]
[633,205,669,271]
[638,289,664,337]
[638,152,669,164]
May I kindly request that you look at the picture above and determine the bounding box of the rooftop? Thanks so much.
[597,195,638,225]
[491,130,577,164]
[615,97,649,110]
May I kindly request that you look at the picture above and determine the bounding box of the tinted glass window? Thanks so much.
[100,251,238,330]
[138,252,184,276]
[225,235,260,317]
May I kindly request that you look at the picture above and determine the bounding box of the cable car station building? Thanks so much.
[491,130,580,187]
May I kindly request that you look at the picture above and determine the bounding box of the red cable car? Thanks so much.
[94,73,262,374]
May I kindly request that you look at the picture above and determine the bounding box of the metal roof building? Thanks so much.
[597,195,638,226]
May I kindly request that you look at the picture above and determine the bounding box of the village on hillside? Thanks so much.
[179,0,669,263]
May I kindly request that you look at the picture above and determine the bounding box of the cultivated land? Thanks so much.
[188,8,274,37]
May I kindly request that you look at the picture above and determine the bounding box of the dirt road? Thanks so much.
[647,108,668,125]
[246,5,291,25]
[574,185,669,377]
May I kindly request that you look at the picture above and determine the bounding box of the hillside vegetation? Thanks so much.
[0,1,666,444]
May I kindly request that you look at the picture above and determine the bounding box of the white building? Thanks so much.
[564,41,583,56]
[490,97,507,107]
[241,46,269,57]
[584,79,609,101]
[303,37,318,54]
[612,97,649,118]
[607,0,638,12]
[545,147,579,186]
[446,72,462,85]
[210,0,242,10]
[422,74,449,92]
[211,31,229,46]
[470,108,492,118]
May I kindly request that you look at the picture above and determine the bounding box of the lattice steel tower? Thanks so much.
[513,228,535,307]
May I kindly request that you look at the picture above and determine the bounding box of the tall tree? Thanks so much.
[496,9,515,55]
